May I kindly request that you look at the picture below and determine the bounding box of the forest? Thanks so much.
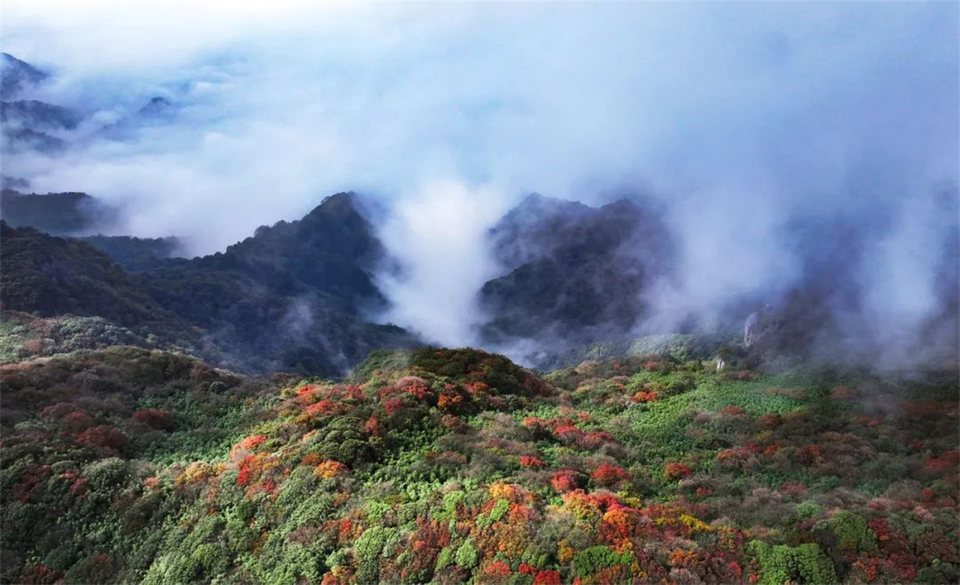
[1,346,956,584]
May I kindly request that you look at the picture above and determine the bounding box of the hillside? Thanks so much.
[0,193,420,376]
[137,192,418,374]
[480,195,675,352]
[80,235,182,272]
[169,192,388,315]
[1,346,956,584]
[0,53,49,100]
[739,216,960,368]
[0,190,117,235]
[0,222,189,335]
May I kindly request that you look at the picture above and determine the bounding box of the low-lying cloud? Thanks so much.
[374,180,511,346]
[1,1,957,358]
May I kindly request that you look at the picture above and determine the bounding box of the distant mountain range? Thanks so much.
[0,52,177,155]
[0,52,697,375]
[5,182,955,376]
[1,52,77,154]
[2,53,956,376]
[0,180,695,376]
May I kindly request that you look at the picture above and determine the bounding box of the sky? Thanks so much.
[1,1,958,352]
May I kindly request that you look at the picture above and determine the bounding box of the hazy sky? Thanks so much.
[2,1,957,349]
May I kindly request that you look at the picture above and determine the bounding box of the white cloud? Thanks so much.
[1,1,956,355]
[374,180,511,346]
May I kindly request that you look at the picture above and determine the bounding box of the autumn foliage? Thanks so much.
[1,347,957,585]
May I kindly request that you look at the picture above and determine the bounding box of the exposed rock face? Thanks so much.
[744,306,782,348]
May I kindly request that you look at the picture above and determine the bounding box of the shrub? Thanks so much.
[757,413,782,429]
[354,527,398,584]
[591,464,629,486]
[17,564,62,585]
[61,411,97,432]
[533,569,562,585]
[76,425,129,454]
[520,456,545,468]
[484,560,511,578]
[747,541,838,585]
[720,405,747,416]
[455,539,478,570]
[40,402,80,420]
[572,546,633,578]
[133,409,175,431]
[314,460,350,479]
[664,462,692,480]
[551,469,583,493]
[230,434,267,460]
[815,511,877,553]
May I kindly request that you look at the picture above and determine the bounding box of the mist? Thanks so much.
[1,1,957,361]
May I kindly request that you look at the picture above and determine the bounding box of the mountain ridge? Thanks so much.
[480,194,676,354]
[0,191,422,376]
[0,52,49,100]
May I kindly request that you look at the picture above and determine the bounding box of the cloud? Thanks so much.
[1,1,957,353]
[374,180,511,346]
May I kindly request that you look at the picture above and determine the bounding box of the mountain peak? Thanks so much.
[513,192,589,214]
[138,96,172,117]
[1,53,49,100]
[297,191,365,225]
[601,197,639,210]
[318,191,358,210]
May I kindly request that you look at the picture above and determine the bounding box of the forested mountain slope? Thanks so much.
[1,347,956,584]
[480,195,675,351]
[0,193,419,376]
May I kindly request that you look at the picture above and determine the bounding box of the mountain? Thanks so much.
[80,234,182,272]
[138,95,173,118]
[100,95,179,141]
[742,211,960,368]
[479,194,675,353]
[0,52,49,100]
[0,193,419,375]
[0,54,84,154]
[1,126,66,153]
[0,99,82,153]
[0,55,181,154]
[139,192,416,374]
[0,189,117,235]
[198,191,387,313]
[0,222,192,338]
[0,176,30,190]
[486,193,595,270]
[0,99,82,130]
